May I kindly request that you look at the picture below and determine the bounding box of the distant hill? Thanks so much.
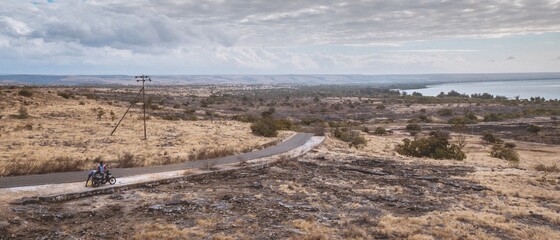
[1,73,560,87]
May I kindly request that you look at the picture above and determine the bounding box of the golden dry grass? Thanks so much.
[0,88,290,175]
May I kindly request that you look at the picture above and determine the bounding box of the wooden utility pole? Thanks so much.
[135,75,151,140]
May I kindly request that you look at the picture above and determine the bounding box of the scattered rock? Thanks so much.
[148,204,163,211]
[16,197,39,205]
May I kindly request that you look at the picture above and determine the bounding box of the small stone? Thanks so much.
[148,204,163,211]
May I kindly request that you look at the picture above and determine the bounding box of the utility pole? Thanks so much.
[135,75,151,140]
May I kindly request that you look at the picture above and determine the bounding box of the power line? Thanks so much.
[136,75,151,140]
[110,75,151,140]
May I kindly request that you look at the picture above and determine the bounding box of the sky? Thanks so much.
[0,0,559,75]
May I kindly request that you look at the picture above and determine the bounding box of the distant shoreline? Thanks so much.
[2,72,560,88]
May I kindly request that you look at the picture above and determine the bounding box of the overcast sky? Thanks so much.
[0,0,559,75]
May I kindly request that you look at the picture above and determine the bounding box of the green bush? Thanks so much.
[18,89,33,97]
[437,108,453,116]
[373,127,387,135]
[333,128,367,148]
[405,123,421,132]
[275,118,296,131]
[490,144,519,162]
[526,124,542,135]
[481,131,503,144]
[251,118,278,137]
[396,135,466,160]
[483,113,502,122]
[57,92,73,99]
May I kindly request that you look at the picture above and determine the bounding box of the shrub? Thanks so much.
[376,104,386,110]
[405,123,421,132]
[396,135,466,160]
[232,114,257,123]
[275,118,296,131]
[526,124,542,135]
[490,144,519,162]
[261,107,276,118]
[57,92,73,99]
[482,131,503,144]
[437,108,453,116]
[16,106,29,119]
[116,152,140,168]
[18,89,33,97]
[534,164,560,173]
[251,118,278,137]
[483,113,502,122]
[333,128,367,148]
[373,127,387,135]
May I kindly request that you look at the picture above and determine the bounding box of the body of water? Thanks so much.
[405,79,560,100]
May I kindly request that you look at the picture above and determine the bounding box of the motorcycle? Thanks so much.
[92,170,117,187]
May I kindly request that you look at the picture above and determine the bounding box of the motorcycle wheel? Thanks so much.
[92,181,100,187]
[109,177,116,185]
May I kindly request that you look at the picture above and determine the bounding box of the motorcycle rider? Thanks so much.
[97,161,106,179]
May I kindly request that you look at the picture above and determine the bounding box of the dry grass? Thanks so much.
[290,218,332,239]
[189,147,236,161]
[534,163,560,172]
[132,223,189,240]
[1,156,88,176]
[0,88,291,175]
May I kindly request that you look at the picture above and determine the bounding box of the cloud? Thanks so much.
[507,56,516,60]
[0,0,559,74]
[2,0,560,50]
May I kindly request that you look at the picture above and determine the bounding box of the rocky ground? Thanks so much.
[3,138,557,239]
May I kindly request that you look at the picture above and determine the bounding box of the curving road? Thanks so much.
[0,133,313,189]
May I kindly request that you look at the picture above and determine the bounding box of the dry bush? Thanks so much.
[534,164,560,173]
[342,226,368,239]
[189,147,236,161]
[16,106,29,119]
[159,156,183,165]
[116,152,141,168]
[291,219,331,240]
[211,234,235,240]
[1,156,88,176]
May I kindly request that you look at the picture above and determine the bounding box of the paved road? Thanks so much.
[0,133,314,188]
